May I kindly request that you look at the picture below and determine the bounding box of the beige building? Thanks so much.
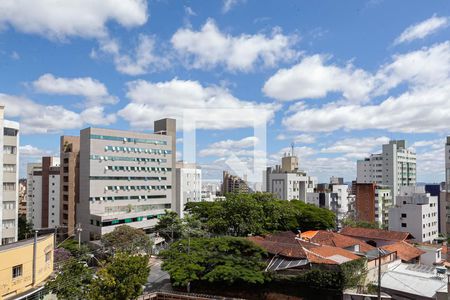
[0,234,54,300]
[77,119,176,241]
[0,106,20,245]
[221,171,249,195]
[60,136,80,237]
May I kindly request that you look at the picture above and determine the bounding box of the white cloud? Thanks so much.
[93,35,170,75]
[19,145,54,157]
[394,15,449,45]
[222,0,246,13]
[0,93,115,134]
[119,78,279,130]
[32,73,117,106]
[281,41,450,133]
[0,0,148,40]
[171,19,297,71]
[80,106,116,125]
[263,55,375,102]
[321,136,390,159]
[199,136,258,157]
[276,133,316,144]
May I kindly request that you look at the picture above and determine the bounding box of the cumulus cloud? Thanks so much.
[0,0,148,40]
[280,41,450,133]
[394,15,449,45]
[119,78,279,130]
[276,133,316,144]
[171,19,297,71]
[32,73,117,106]
[19,145,54,157]
[222,0,246,13]
[199,136,258,157]
[92,35,170,75]
[263,55,374,102]
[321,136,390,159]
[0,93,115,134]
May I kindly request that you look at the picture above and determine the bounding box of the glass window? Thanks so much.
[12,265,22,278]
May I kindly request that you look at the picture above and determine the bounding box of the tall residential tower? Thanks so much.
[0,106,20,245]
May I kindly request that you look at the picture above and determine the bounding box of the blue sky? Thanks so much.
[0,0,449,183]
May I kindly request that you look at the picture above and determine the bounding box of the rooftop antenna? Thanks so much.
[291,142,295,156]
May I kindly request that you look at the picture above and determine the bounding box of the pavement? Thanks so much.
[145,256,172,292]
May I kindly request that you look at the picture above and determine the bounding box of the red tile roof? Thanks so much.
[381,241,425,262]
[301,230,375,253]
[340,227,414,241]
[248,231,360,265]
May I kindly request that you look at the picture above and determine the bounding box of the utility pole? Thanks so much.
[378,249,381,300]
[76,224,82,249]
[54,226,58,249]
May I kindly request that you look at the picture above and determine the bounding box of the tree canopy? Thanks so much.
[185,192,335,236]
[88,252,150,300]
[160,237,267,287]
[18,215,33,240]
[101,225,152,254]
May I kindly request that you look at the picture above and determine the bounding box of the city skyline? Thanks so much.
[0,0,449,183]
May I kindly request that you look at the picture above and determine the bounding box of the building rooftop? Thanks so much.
[0,234,52,252]
[381,262,447,298]
[381,241,425,262]
[340,227,414,242]
[300,230,375,253]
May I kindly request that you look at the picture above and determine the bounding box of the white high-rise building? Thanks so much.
[264,153,316,201]
[175,162,201,218]
[357,140,416,204]
[389,186,438,243]
[445,136,450,234]
[78,119,176,241]
[0,107,20,245]
[27,157,61,229]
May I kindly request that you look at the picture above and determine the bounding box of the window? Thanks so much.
[3,164,15,173]
[3,202,15,210]
[401,223,407,228]
[3,146,16,154]
[12,265,22,278]
[3,183,16,191]
[2,220,15,229]
[45,251,52,263]
[401,213,407,218]
[4,128,18,136]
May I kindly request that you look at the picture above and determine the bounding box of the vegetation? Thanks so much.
[18,215,33,240]
[101,225,152,254]
[46,258,93,300]
[160,237,268,287]
[154,210,184,242]
[59,238,90,259]
[185,192,336,236]
[88,252,150,300]
[342,217,380,229]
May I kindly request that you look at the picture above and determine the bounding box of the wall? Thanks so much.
[0,234,54,299]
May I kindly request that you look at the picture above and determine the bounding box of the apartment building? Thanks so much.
[27,157,61,229]
[60,136,80,237]
[175,162,201,218]
[389,186,438,243]
[221,171,249,195]
[18,179,27,217]
[0,106,20,245]
[0,234,54,299]
[355,183,392,227]
[78,118,176,241]
[264,154,316,201]
[357,140,416,204]
[306,182,349,223]
[446,136,450,234]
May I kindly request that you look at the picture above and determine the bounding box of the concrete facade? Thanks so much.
[77,119,176,241]
[357,140,416,204]
[446,136,450,235]
[389,186,438,243]
[175,162,201,218]
[355,183,392,227]
[221,171,249,195]
[27,157,60,229]
[0,106,20,245]
[60,136,80,237]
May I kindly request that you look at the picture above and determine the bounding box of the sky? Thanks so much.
[0,0,449,184]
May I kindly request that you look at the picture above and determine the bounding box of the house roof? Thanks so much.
[248,231,360,265]
[340,227,414,241]
[301,230,375,253]
[382,241,425,262]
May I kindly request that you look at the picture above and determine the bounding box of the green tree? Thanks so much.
[154,210,183,242]
[59,238,90,259]
[46,258,93,300]
[342,217,380,229]
[102,225,152,254]
[161,237,267,288]
[18,215,33,240]
[88,252,150,300]
[291,200,336,230]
